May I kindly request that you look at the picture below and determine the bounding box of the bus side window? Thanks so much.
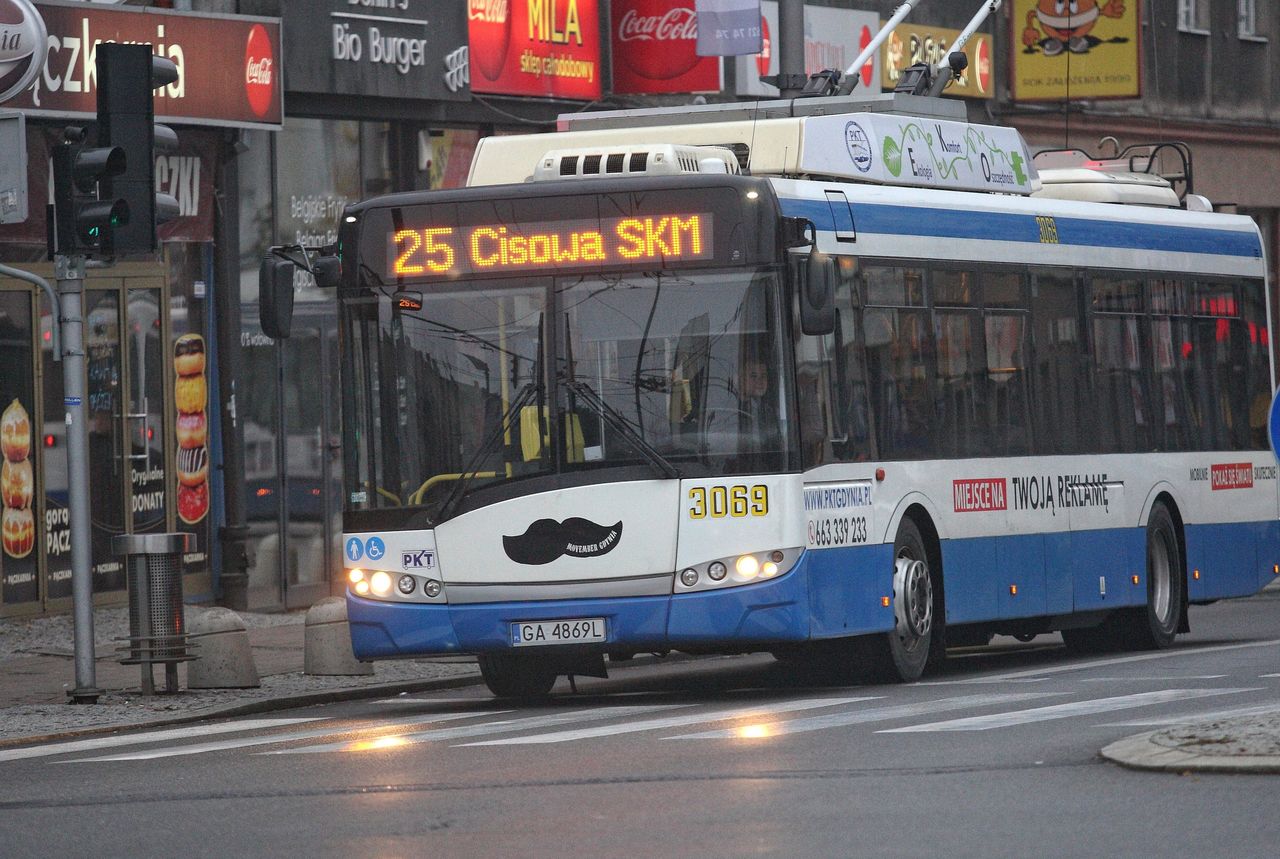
[863,266,934,460]
[1240,280,1271,450]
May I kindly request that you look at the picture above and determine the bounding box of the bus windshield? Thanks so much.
[342,267,795,519]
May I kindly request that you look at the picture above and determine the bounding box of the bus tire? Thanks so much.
[866,517,937,682]
[477,653,557,699]
[1125,502,1184,649]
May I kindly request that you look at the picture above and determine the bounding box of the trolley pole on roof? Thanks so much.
[837,0,926,95]
[776,0,806,98]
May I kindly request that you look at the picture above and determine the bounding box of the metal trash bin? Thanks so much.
[112,532,194,694]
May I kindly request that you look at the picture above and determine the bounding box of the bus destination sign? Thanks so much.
[388,213,714,279]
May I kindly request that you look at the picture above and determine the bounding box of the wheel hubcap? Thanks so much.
[893,557,932,643]
[1150,532,1172,625]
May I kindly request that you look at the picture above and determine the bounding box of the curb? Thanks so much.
[0,671,484,750]
[1100,731,1280,775]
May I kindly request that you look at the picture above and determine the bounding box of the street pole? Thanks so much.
[777,0,806,98]
[55,253,100,704]
[213,132,249,610]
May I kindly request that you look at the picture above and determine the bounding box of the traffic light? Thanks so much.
[50,128,128,257]
[95,43,180,256]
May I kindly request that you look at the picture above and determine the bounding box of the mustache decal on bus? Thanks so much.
[503,518,624,565]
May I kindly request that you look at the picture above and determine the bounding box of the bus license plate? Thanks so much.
[511,618,606,647]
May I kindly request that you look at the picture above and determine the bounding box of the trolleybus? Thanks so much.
[314,91,1277,698]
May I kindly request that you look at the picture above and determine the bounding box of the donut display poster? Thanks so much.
[1,290,39,604]
[174,334,210,529]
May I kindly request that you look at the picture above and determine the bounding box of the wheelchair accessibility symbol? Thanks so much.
[365,537,386,561]
[345,537,363,563]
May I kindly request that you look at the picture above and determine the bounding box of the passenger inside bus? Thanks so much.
[735,357,783,470]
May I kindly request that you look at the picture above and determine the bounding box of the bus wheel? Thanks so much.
[1126,503,1184,649]
[477,653,557,699]
[866,518,936,682]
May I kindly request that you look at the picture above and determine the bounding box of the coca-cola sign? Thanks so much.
[469,0,601,100]
[611,0,719,94]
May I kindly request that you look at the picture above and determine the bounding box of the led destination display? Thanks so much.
[388,213,713,278]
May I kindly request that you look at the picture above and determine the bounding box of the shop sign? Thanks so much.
[734,2,878,98]
[0,125,218,246]
[0,0,48,105]
[284,1,470,102]
[3,1,281,128]
[610,0,721,94]
[881,22,993,99]
[1011,0,1140,101]
[469,0,603,100]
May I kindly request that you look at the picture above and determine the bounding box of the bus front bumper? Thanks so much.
[347,559,818,661]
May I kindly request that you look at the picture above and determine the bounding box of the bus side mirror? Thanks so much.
[801,252,836,336]
[259,256,295,340]
[312,255,341,289]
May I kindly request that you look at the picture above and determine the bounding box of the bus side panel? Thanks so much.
[1071,528,1145,612]
[1185,521,1267,601]
[1042,532,1075,615]
[996,534,1047,619]
[806,543,895,638]
[940,538,998,624]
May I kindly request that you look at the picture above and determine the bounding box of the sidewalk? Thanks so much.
[0,602,481,746]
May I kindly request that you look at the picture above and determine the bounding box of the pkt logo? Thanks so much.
[402,549,436,569]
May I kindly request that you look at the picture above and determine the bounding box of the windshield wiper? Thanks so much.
[432,380,540,524]
[562,376,681,480]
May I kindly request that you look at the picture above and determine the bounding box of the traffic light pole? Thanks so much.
[55,253,101,704]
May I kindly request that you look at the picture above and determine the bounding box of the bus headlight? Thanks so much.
[397,574,417,595]
[370,571,393,597]
[673,549,802,593]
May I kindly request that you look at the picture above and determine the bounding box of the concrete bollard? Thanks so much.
[304,597,374,676]
[186,608,261,689]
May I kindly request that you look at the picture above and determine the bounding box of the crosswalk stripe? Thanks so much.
[1078,675,1227,682]
[667,693,1059,740]
[263,704,690,754]
[461,697,878,746]
[1099,702,1280,727]
[61,710,507,762]
[0,718,322,763]
[880,688,1260,732]
[921,639,1280,686]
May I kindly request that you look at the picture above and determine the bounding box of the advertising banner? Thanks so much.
[881,22,994,99]
[4,0,281,127]
[694,0,761,57]
[468,0,602,100]
[1011,0,1140,101]
[735,2,878,98]
[799,113,1036,195]
[610,0,721,94]
[285,1,470,102]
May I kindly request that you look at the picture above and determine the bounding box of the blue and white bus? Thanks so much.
[329,93,1276,697]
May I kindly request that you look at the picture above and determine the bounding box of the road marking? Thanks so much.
[1099,702,1280,727]
[461,697,879,746]
[921,639,1280,686]
[0,718,322,763]
[1078,675,1227,682]
[1261,673,1280,679]
[61,710,506,762]
[881,688,1259,732]
[263,704,689,754]
[667,693,1058,740]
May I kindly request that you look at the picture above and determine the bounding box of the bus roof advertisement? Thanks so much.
[610,0,721,95]
[800,113,1036,195]
[469,0,602,100]
[1011,0,1141,102]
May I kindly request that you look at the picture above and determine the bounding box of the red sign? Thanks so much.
[1210,463,1254,491]
[4,2,281,128]
[610,0,719,94]
[469,0,602,100]
[953,478,1008,513]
